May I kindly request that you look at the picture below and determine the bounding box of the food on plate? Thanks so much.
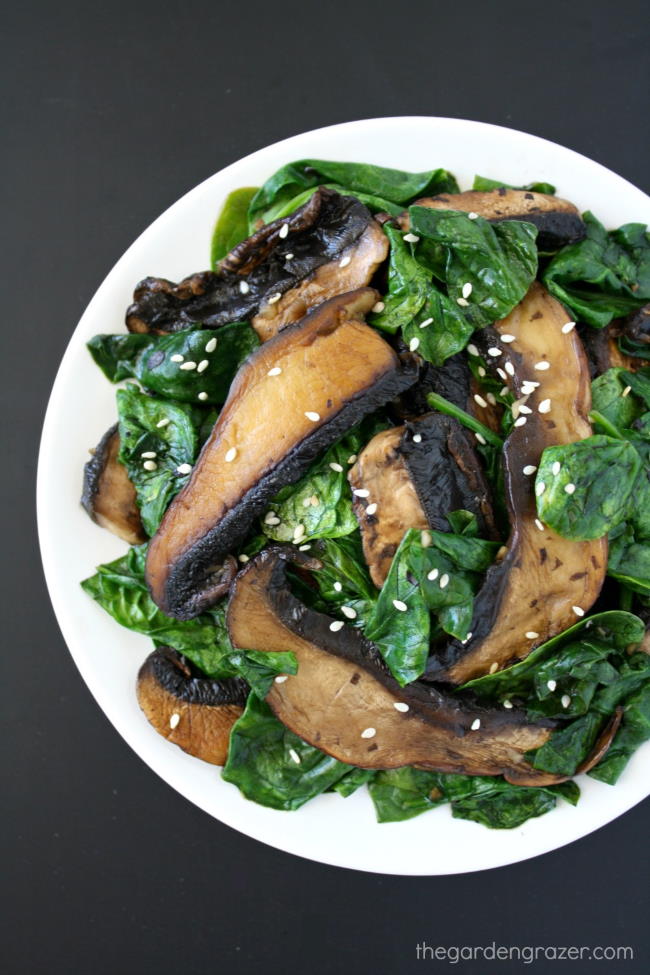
[81,158,650,828]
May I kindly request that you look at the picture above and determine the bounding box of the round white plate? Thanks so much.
[37,117,650,875]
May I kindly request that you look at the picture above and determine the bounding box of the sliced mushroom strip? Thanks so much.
[226,547,561,785]
[349,414,496,587]
[146,289,418,619]
[126,188,388,341]
[398,350,500,431]
[81,424,146,545]
[398,189,585,250]
[425,283,608,685]
[137,647,248,766]
[579,319,646,377]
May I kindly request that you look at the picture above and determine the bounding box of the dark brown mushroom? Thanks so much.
[145,288,418,620]
[137,647,248,765]
[579,320,645,378]
[226,547,563,785]
[81,424,146,545]
[398,188,585,250]
[126,187,388,341]
[397,349,501,431]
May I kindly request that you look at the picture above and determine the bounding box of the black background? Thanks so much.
[3,1,649,973]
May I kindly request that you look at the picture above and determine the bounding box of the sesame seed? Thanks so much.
[475,433,486,445]
[170,354,184,363]
[421,530,432,548]
[535,518,545,532]
[310,495,319,507]
[497,368,507,381]
[547,679,557,692]
[552,461,561,475]
[518,404,532,414]
[564,483,576,495]
[514,416,527,427]
[305,411,320,422]
[205,337,217,353]
[501,333,516,343]
[622,385,632,398]
[486,392,497,406]
[403,233,420,243]
[198,392,208,401]
[353,488,370,498]
[561,694,571,708]
[372,301,385,313]
[467,344,480,357]
[462,282,473,299]
[156,417,170,428]
[393,702,409,713]
[489,662,499,674]
[333,582,342,592]
[503,699,513,709]
[534,360,550,371]
[505,361,515,376]
[143,460,157,471]
[299,544,311,551]
[412,433,422,443]
[197,359,209,373]
[522,380,540,393]
[347,454,357,464]
[478,366,486,377]
[526,631,540,639]
[267,366,282,376]
[457,297,469,307]
[361,727,376,739]
[341,605,357,619]
[303,497,312,507]
[176,463,192,475]
[279,222,289,239]
[366,503,378,515]
[427,568,439,582]
[329,462,344,473]
[440,574,449,589]
[293,524,305,540]
[538,398,551,414]
[225,447,237,462]
[474,393,488,408]
[330,620,344,632]
[238,553,250,563]
[562,321,576,334]
[339,253,351,268]
[409,337,420,352]
[180,360,197,371]
[169,712,180,729]
[268,292,282,304]
[285,252,294,260]
[420,317,433,328]
[468,211,478,219]
[392,599,408,612]
[239,280,249,294]
[500,386,509,396]
[141,451,157,459]
[471,718,481,731]
[523,465,537,475]
[488,347,502,357]
[275,675,288,683]
[289,748,301,764]
[572,605,585,617]
[536,481,546,496]
[466,632,473,642]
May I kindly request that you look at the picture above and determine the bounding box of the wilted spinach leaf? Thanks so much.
[211,186,259,266]
[591,368,645,430]
[368,224,430,335]
[589,681,650,784]
[224,650,297,697]
[368,767,444,822]
[303,535,377,627]
[472,174,557,195]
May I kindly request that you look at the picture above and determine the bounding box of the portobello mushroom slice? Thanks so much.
[579,320,645,377]
[81,424,146,545]
[137,647,248,765]
[399,189,585,250]
[226,547,561,785]
[397,350,501,431]
[126,187,388,341]
[425,282,608,684]
[146,288,418,619]
[349,414,496,587]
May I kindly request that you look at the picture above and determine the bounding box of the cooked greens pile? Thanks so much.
[82,158,650,830]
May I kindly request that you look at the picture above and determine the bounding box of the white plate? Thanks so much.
[37,117,650,875]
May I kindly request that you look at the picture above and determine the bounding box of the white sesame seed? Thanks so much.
[303,497,312,507]
[239,280,249,294]
[268,292,282,304]
[457,297,469,307]
[361,727,377,738]
[180,361,197,371]
[305,411,320,422]
[198,392,208,401]
[526,631,540,639]
[440,574,450,589]
[289,748,301,764]
[310,495,319,507]
[535,518,545,532]
[488,347,502,357]
[505,361,515,376]
[156,417,170,428]
[427,568,439,582]
[298,544,311,551]
[372,301,385,314]
[341,605,357,620]
[366,503,378,516]
[403,232,420,243]
[329,462,344,473]
[500,386,509,396]
[279,222,289,239]
[474,393,488,408]
[572,605,585,617]
[552,461,561,476]
[518,404,532,414]
[143,460,157,471]
[547,679,557,692]
[489,662,499,674]
[562,321,576,334]
[393,702,410,713]
[275,675,288,683]
[503,699,513,709]
[523,465,537,475]
[466,633,473,642]
[267,366,282,377]
[467,343,479,357]
[561,694,572,708]
[412,433,422,443]
[347,454,357,464]
[264,517,279,529]
[514,416,527,427]
[486,393,497,406]
[462,282,473,299]
[330,620,344,632]
[622,385,632,398]
[169,712,180,729]
[141,451,157,459]
[285,252,294,260]
[392,599,408,612]
[339,254,351,268]
[293,524,305,540]
[501,333,516,343]
[176,463,192,475]
[205,336,217,353]
[534,360,550,371]
[538,398,552,414]
[468,211,478,219]
[409,337,420,352]
[170,354,184,363]
[420,317,433,328]
[478,366,486,377]
[421,530,432,548]
[522,380,540,392]
[333,582,342,592]
[471,718,481,731]
[536,481,546,496]
[238,554,250,565]
[564,483,576,495]
[197,359,209,373]
[353,488,370,498]
[475,433,486,445]
[225,447,237,463]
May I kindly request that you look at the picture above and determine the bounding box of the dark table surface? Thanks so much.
[3,1,649,973]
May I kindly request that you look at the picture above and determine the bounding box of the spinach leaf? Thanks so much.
[248,159,459,227]
[224,650,297,697]
[368,767,444,822]
[425,391,503,448]
[116,384,199,535]
[211,186,259,266]
[222,695,353,810]
[543,213,650,327]
[368,224,430,335]
[88,324,259,405]
[331,767,377,798]
[591,368,645,430]
[409,207,539,329]
[535,435,641,540]
[589,681,650,784]
[472,175,557,195]
[304,535,377,627]
[446,780,575,829]
[402,288,475,366]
